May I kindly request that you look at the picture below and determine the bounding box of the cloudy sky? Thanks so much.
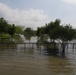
[0,0,76,29]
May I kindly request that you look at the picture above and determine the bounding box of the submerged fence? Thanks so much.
[0,43,76,57]
[0,42,76,50]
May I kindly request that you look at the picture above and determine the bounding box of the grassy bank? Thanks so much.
[0,34,23,43]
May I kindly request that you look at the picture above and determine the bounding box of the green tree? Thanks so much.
[36,26,47,42]
[8,24,16,38]
[47,19,61,42]
[15,25,24,34]
[58,25,76,53]
[38,19,76,54]
[0,17,8,36]
[24,28,34,42]
[36,27,41,37]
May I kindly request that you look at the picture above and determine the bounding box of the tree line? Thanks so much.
[36,19,76,42]
[0,17,35,39]
[0,17,16,37]
[0,17,76,44]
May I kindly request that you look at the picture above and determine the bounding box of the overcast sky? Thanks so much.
[0,0,76,29]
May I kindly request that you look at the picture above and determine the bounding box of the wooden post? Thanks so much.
[66,44,68,53]
[24,43,26,50]
[72,43,74,52]
[62,43,65,54]
[7,43,8,50]
[32,43,34,49]
[54,43,56,50]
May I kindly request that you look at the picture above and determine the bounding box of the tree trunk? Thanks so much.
[62,43,65,54]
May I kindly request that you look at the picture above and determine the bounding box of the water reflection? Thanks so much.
[47,56,74,75]
[0,44,76,75]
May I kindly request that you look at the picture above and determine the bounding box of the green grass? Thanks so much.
[0,34,11,43]
[0,34,10,39]
[2,34,11,38]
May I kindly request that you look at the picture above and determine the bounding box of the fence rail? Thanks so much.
[0,42,76,50]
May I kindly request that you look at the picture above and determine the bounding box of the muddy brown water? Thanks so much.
[0,45,76,75]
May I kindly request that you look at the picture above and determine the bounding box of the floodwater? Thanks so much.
[0,43,76,75]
